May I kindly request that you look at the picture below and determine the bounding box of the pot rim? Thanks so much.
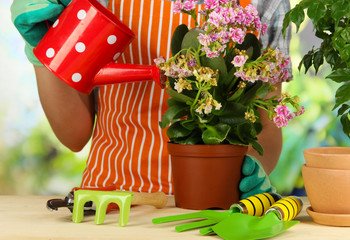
[302,163,350,173]
[303,147,350,157]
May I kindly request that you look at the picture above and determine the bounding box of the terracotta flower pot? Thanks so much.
[167,143,248,210]
[302,147,350,226]
[303,147,350,169]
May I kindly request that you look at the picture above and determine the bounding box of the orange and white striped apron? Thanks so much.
[80,0,251,194]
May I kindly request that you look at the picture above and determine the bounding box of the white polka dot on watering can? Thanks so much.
[107,35,117,44]
[46,48,55,58]
[52,19,59,28]
[72,73,82,82]
[113,52,121,61]
[75,42,86,53]
[77,10,87,20]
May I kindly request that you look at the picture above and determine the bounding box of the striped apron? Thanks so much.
[80,0,251,194]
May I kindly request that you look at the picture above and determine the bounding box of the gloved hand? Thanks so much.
[10,0,71,65]
[239,155,276,200]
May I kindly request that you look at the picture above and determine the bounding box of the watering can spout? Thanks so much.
[93,63,167,89]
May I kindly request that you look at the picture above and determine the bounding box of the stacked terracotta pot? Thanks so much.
[302,147,350,226]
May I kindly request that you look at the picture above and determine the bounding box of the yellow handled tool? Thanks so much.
[265,196,303,221]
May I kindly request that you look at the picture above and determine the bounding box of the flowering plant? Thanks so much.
[155,0,304,155]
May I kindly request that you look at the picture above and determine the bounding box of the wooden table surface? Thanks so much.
[0,195,349,239]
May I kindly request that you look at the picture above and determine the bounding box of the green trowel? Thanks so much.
[153,193,282,232]
[211,210,299,240]
[153,195,303,240]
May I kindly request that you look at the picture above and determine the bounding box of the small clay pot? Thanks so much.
[303,147,350,169]
[302,164,350,214]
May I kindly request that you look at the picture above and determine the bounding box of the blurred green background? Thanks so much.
[1,0,349,196]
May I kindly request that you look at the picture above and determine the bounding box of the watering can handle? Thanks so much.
[132,192,168,209]
[265,196,303,221]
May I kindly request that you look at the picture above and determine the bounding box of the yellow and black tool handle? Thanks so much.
[230,192,282,217]
[265,196,303,221]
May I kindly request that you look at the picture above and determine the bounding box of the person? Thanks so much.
[11,0,291,199]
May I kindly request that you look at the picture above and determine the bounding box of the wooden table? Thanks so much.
[0,195,349,239]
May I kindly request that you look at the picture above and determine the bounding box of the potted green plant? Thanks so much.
[155,0,304,210]
[283,0,350,226]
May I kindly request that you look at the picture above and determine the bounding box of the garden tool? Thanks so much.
[152,192,281,233]
[72,189,168,227]
[46,185,117,214]
[211,196,303,240]
[33,0,166,94]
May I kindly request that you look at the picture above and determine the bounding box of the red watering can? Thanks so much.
[34,0,165,94]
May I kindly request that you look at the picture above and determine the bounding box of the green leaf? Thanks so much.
[307,2,327,26]
[331,0,348,25]
[201,55,228,76]
[289,5,305,32]
[251,140,264,156]
[240,81,263,105]
[215,102,247,125]
[338,104,350,116]
[313,50,324,74]
[202,123,231,144]
[167,121,192,139]
[340,111,350,137]
[226,132,246,145]
[171,24,189,56]
[340,27,350,42]
[175,132,202,144]
[166,89,194,104]
[227,88,244,101]
[326,69,350,83]
[282,11,291,38]
[159,103,189,129]
[302,54,313,73]
[333,82,350,110]
[181,28,205,52]
[235,33,261,60]
[180,120,197,130]
[255,84,270,98]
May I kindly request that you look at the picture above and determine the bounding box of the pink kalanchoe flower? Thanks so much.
[295,106,305,116]
[208,11,222,27]
[245,4,258,16]
[229,27,245,44]
[198,33,211,46]
[232,55,248,67]
[275,105,290,117]
[217,30,230,44]
[154,56,165,65]
[234,70,246,78]
[261,23,268,35]
[173,0,183,13]
[235,9,244,25]
[273,115,288,128]
[219,0,230,4]
[204,0,219,10]
[183,0,196,11]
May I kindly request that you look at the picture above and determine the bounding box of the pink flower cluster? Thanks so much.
[197,0,266,57]
[173,0,267,59]
[273,105,305,128]
[234,48,290,84]
[173,0,197,13]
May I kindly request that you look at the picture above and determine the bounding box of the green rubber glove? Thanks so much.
[239,155,276,200]
[10,0,71,65]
